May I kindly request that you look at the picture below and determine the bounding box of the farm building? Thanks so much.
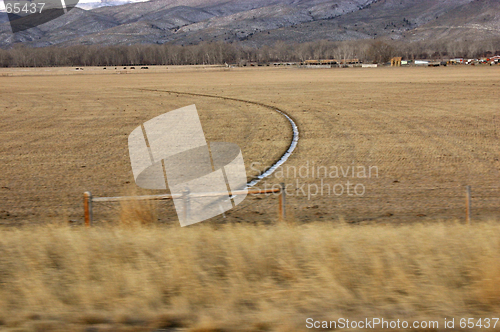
[415,60,429,66]
[340,59,361,65]
[304,60,321,65]
[303,59,360,66]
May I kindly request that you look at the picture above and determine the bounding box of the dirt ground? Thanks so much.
[0,65,499,225]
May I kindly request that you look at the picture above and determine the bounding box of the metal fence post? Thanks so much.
[84,191,93,227]
[279,183,286,221]
[466,185,471,224]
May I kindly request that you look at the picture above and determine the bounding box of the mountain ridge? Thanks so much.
[0,0,499,48]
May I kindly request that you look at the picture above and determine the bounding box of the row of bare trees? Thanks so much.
[0,39,499,67]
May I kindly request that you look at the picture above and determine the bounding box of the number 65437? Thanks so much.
[5,2,45,14]
[460,318,499,329]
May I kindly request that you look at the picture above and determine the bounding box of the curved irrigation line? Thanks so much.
[137,88,299,188]
[246,109,298,187]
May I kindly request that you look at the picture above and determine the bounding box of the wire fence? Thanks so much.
[83,185,286,227]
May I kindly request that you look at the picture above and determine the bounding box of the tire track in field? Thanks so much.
[137,88,299,188]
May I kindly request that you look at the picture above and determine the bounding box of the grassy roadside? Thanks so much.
[0,221,499,331]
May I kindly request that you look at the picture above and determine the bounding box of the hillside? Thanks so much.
[0,0,499,48]
[404,0,500,42]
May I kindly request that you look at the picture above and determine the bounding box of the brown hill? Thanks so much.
[0,0,499,48]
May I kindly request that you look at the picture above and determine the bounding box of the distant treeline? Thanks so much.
[1,39,499,67]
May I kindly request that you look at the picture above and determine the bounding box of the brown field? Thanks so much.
[0,65,499,224]
[0,66,499,331]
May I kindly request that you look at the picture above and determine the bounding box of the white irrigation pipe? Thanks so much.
[137,89,299,189]
[247,110,299,188]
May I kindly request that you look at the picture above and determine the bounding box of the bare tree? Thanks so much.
[0,38,498,68]
[367,40,394,64]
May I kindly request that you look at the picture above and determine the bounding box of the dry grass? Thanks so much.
[0,221,499,331]
[119,197,159,226]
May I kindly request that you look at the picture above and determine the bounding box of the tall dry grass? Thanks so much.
[0,221,499,331]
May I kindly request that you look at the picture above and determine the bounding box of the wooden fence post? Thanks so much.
[466,185,471,224]
[84,191,93,227]
[279,183,286,221]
